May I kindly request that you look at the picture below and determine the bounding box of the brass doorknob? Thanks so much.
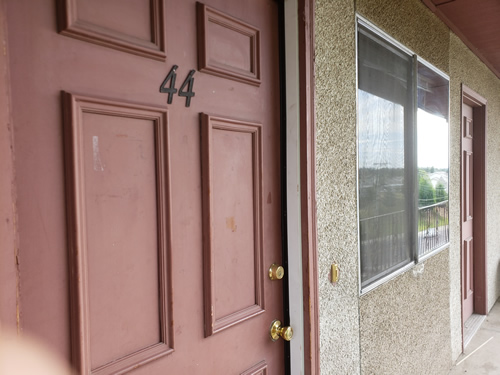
[269,320,293,342]
[268,263,284,280]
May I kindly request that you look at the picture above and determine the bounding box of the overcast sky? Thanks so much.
[417,108,449,169]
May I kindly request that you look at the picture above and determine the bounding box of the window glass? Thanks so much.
[357,22,450,291]
[358,26,414,287]
[417,62,449,256]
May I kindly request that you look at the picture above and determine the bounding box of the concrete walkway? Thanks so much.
[449,300,500,374]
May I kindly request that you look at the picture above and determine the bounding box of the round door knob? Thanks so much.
[269,320,293,342]
[280,326,293,341]
[268,263,284,280]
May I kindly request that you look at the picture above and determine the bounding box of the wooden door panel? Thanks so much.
[241,360,268,375]
[463,237,474,319]
[463,237,473,298]
[58,0,166,60]
[464,115,473,139]
[201,114,264,337]
[85,114,160,369]
[63,93,173,374]
[463,150,473,222]
[197,3,261,85]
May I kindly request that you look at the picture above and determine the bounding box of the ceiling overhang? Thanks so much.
[422,0,500,79]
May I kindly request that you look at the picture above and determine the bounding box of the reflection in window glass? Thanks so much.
[357,22,450,291]
[417,62,449,257]
[358,26,414,288]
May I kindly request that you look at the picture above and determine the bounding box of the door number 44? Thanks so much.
[159,65,195,107]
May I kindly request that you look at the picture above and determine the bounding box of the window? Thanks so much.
[357,19,449,292]
[416,62,450,258]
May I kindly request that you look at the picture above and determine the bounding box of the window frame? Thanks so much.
[356,15,450,294]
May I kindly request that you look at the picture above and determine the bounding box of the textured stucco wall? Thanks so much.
[315,0,500,373]
[314,0,456,373]
[447,33,464,361]
[314,0,360,373]
[356,0,450,74]
[355,1,454,373]
[449,31,500,325]
[359,251,451,375]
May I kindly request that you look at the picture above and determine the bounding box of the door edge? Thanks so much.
[298,0,320,373]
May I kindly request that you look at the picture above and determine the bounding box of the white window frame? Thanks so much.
[356,15,450,294]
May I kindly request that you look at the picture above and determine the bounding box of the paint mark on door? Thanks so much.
[93,136,105,172]
[226,217,237,232]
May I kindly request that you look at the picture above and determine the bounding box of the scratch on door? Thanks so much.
[92,136,105,172]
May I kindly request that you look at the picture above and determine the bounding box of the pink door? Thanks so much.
[462,102,474,323]
[7,1,285,374]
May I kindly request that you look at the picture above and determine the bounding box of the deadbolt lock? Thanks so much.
[269,320,293,342]
[268,263,284,280]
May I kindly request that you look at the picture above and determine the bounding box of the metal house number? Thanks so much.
[160,65,195,107]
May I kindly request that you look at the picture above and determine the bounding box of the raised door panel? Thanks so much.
[58,0,166,60]
[241,361,268,375]
[463,237,474,299]
[464,115,473,139]
[201,114,264,337]
[463,150,473,222]
[197,3,261,85]
[462,237,474,320]
[63,93,172,375]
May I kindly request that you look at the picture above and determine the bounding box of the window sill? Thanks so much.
[359,242,450,296]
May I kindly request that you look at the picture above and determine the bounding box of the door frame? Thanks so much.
[460,84,488,333]
[297,0,320,374]
[0,0,19,331]
[283,0,319,374]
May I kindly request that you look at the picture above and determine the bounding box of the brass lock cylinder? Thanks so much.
[269,263,284,280]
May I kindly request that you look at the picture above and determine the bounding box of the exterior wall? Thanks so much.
[359,251,451,375]
[356,1,454,373]
[314,1,360,373]
[447,33,465,362]
[0,0,18,331]
[315,0,500,374]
